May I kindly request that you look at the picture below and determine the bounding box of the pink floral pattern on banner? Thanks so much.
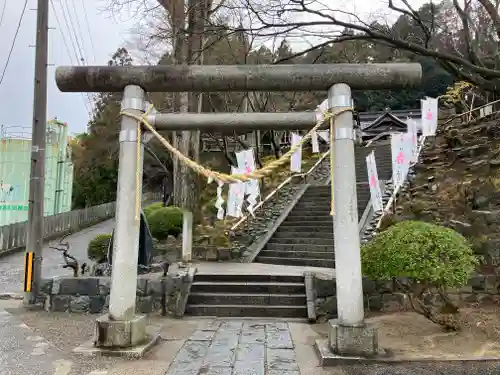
[396,151,405,164]
[369,174,377,187]
[426,110,433,120]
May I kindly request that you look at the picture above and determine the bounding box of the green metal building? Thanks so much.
[0,120,74,226]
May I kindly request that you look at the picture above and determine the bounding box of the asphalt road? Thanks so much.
[0,219,115,294]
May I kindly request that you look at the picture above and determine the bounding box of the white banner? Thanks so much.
[290,133,302,173]
[391,132,412,188]
[406,117,418,163]
[366,151,383,212]
[421,98,438,136]
[485,105,493,116]
[226,167,245,218]
[235,149,260,216]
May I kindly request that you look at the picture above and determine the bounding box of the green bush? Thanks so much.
[87,234,112,261]
[143,202,165,219]
[147,206,183,240]
[361,220,477,330]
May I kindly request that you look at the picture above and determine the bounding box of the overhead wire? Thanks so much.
[63,0,86,64]
[69,0,88,63]
[80,0,96,63]
[0,0,6,28]
[53,0,92,116]
[0,0,29,86]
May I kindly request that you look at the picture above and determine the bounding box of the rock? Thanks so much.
[316,296,337,317]
[490,158,500,168]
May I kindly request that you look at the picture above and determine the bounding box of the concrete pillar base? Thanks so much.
[328,319,378,357]
[94,314,147,348]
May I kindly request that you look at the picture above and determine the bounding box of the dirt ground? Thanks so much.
[314,305,500,360]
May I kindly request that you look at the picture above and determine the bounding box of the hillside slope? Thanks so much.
[389,114,500,271]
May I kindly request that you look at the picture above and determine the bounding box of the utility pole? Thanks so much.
[24,0,49,305]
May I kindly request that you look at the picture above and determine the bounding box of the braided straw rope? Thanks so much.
[122,105,353,185]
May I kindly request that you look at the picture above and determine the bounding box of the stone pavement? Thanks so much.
[165,320,299,375]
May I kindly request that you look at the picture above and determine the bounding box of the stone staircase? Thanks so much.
[355,141,393,181]
[255,143,391,269]
[255,184,371,268]
[185,273,307,318]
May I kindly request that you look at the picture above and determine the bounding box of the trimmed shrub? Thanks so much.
[361,220,477,330]
[87,234,112,261]
[143,202,165,219]
[147,206,183,241]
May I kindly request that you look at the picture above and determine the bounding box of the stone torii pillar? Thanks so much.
[55,63,421,357]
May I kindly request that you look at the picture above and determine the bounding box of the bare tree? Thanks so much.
[212,0,500,92]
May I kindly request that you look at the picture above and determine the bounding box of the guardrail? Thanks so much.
[443,98,500,126]
[230,148,330,231]
[373,136,427,230]
[372,98,500,231]
[0,192,162,254]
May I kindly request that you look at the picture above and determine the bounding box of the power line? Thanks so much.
[0,0,6,28]
[50,0,75,64]
[61,0,85,63]
[0,0,29,86]
[80,0,96,63]
[57,0,80,63]
[52,0,92,116]
[69,0,88,62]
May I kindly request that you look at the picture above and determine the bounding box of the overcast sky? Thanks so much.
[0,0,136,136]
[0,0,427,136]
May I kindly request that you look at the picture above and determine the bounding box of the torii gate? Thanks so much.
[53,63,421,357]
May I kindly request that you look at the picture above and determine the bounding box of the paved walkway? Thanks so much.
[0,219,115,294]
[165,320,299,375]
[1,298,500,375]
[0,308,65,375]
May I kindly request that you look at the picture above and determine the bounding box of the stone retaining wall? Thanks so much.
[313,273,500,319]
[39,267,195,316]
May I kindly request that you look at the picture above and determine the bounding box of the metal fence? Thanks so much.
[0,192,161,254]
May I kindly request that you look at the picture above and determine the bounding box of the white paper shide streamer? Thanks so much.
[317,131,329,144]
[391,132,412,189]
[215,180,225,219]
[366,151,383,212]
[311,99,329,153]
[226,166,245,218]
[290,133,302,173]
[311,130,319,153]
[235,149,260,216]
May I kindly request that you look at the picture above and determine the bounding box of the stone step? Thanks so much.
[267,237,334,245]
[256,256,335,268]
[185,304,308,318]
[193,273,304,283]
[190,281,305,294]
[273,230,333,239]
[279,221,333,227]
[265,243,334,253]
[188,292,306,306]
[259,250,334,259]
[278,221,333,232]
[286,212,333,218]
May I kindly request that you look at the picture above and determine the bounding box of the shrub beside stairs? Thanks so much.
[185,142,393,318]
